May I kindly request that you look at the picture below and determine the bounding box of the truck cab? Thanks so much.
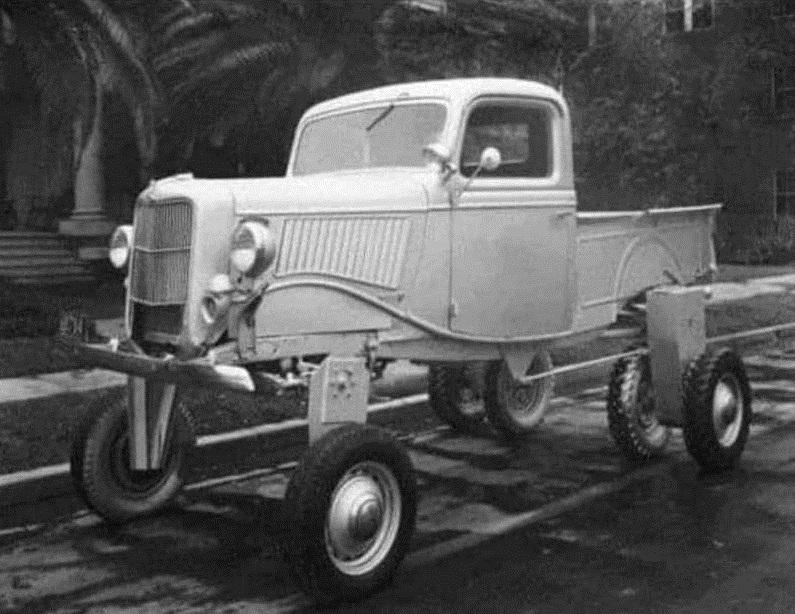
[284,78,577,340]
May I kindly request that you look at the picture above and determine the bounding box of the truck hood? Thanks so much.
[225,170,432,215]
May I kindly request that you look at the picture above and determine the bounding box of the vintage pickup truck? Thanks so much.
[63,78,751,603]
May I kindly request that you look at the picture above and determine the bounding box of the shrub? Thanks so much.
[716,214,795,265]
[0,281,76,338]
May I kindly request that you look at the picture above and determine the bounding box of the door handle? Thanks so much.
[555,211,575,218]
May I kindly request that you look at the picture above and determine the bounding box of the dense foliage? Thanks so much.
[0,1,793,215]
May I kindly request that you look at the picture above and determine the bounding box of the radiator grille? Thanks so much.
[275,216,411,289]
[130,199,192,305]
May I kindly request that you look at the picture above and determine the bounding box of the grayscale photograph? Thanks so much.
[0,1,793,611]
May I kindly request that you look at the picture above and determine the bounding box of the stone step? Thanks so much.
[12,274,98,286]
[0,263,93,278]
[0,231,65,239]
[0,256,87,269]
[0,241,71,252]
[0,232,97,284]
[0,248,75,260]
[0,235,69,249]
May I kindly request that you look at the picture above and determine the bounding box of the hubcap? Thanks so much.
[637,377,659,433]
[325,461,401,576]
[499,352,553,423]
[713,373,743,447]
[110,428,170,494]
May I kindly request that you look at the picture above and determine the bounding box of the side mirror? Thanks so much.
[479,147,502,172]
[423,142,452,166]
[455,147,503,199]
[423,142,457,181]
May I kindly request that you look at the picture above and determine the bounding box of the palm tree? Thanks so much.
[378,0,577,85]
[148,0,400,176]
[0,0,158,228]
[148,0,577,177]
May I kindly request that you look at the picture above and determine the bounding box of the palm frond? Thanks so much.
[172,39,295,100]
[60,0,160,166]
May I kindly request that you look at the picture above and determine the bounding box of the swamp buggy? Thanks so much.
[59,78,752,604]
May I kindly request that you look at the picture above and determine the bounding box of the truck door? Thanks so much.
[449,98,576,337]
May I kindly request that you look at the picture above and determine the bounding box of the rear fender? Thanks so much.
[614,235,682,303]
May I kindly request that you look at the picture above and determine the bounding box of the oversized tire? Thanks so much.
[484,351,554,437]
[428,362,488,432]
[683,348,751,471]
[70,391,196,523]
[606,353,670,462]
[283,424,417,604]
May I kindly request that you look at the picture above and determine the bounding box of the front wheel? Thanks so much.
[282,424,417,604]
[70,392,196,523]
[683,349,751,471]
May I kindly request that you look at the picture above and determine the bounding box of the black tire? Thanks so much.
[283,424,417,604]
[70,391,196,523]
[607,353,670,462]
[428,362,488,432]
[484,352,554,438]
[683,348,751,471]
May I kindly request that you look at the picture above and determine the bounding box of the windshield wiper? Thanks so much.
[366,103,395,132]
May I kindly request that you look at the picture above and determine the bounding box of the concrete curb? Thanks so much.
[0,369,127,405]
[0,361,427,406]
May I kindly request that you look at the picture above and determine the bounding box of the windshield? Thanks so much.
[292,103,447,176]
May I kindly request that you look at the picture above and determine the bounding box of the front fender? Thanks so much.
[252,281,395,338]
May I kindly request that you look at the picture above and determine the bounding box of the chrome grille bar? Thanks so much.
[131,199,192,305]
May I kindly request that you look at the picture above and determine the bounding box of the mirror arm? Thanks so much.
[442,162,458,183]
[460,163,485,193]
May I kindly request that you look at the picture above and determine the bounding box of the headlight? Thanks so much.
[109,225,133,269]
[231,220,276,276]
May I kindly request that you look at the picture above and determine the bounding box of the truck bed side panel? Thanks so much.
[574,205,718,330]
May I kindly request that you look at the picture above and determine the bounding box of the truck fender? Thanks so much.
[500,345,553,382]
[254,282,394,337]
[613,235,683,303]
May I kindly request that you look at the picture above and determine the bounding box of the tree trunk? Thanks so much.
[73,83,106,218]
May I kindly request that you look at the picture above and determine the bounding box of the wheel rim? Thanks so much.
[457,364,486,417]
[498,353,553,424]
[712,373,743,447]
[108,423,173,495]
[636,374,661,434]
[325,460,401,577]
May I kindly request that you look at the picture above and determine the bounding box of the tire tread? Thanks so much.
[283,424,417,604]
[72,393,196,523]
[683,348,751,471]
[606,353,669,462]
[428,364,486,432]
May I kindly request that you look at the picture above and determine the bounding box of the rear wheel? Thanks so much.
[428,362,488,432]
[485,351,554,437]
[683,349,751,471]
[283,424,417,604]
[606,353,670,462]
[70,393,195,523]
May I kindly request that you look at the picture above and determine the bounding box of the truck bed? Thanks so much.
[573,204,720,331]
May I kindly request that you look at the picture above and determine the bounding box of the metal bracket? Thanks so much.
[128,377,177,470]
[647,286,707,427]
[307,356,370,443]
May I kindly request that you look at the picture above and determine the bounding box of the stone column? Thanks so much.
[58,88,115,254]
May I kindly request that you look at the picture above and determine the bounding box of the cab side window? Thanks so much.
[460,103,552,178]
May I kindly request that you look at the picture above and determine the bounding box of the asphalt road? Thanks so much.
[0,366,793,613]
